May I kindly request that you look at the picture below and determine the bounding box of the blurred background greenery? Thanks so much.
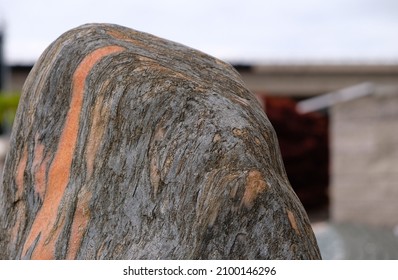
[0,92,20,133]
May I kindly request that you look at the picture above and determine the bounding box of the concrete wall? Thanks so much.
[331,88,398,228]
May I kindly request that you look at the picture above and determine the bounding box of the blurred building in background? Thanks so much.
[5,65,31,92]
[331,89,398,228]
[238,64,398,228]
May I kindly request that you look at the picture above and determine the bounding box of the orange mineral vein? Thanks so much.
[22,45,125,259]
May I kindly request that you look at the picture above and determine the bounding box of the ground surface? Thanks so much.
[313,222,398,259]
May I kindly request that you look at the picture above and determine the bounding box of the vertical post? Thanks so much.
[0,23,4,91]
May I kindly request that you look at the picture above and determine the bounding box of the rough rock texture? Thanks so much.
[0,23,321,260]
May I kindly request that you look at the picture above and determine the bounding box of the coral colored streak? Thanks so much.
[22,45,124,259]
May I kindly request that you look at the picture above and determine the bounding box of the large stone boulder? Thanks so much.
[0,23,321,259]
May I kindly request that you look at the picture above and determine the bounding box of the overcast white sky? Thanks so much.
[1,0,398,64]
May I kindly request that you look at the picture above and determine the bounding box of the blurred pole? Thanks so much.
[0,18,9,92]
[0,23,4,91]
[296,82,375,114]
